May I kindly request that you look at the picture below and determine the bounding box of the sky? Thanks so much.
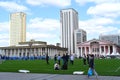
[0,0,120,47]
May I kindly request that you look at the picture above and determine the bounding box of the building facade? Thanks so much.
[10,12,26,46]
[74,29,87,57]
[0,41,67,60]
[99,34,120,46]
[77,39,120,57]
[60,8,79,54]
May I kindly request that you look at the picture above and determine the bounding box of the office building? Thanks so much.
[60,8,79,54]
[99,34,120,46]
[10,12,26,46]
[74,29,87,57]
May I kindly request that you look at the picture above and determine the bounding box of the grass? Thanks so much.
[0,59,120,76]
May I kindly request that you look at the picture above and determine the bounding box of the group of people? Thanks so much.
[53,53,75,70]
[46,53,98,78]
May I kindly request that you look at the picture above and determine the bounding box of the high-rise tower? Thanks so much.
[60,8,79,54]
[10,12,26,46]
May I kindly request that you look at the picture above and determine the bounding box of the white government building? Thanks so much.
[0,40,67,60]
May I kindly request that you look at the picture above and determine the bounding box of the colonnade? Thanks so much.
[0,47,66,59]
[78,45,117,57]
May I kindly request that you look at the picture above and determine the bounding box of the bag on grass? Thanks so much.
[88,68,93,76]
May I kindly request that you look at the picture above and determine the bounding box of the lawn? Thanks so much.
[0,59,120,76]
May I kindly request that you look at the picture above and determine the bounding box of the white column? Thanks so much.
[81,47,82,57]
[34,48,36,56]
[40,48,42,55]
[21,49,24,57]
[25,48,28,57]
[47,48,50,54]
[104,46,106,55]
[45,48,47,54]
[17,49,20,57]
[5,50,7,57]
[51,48,53,57]
[99,46,101,55]
[10,49,12,57]
[2,49,4,56]
[49,48,51,56]
[113,45,116,54]
[89,46,91,54]
[38,48,40,56]
[108,45,110,55]
[85,47,87,56]
[14,49,16,57]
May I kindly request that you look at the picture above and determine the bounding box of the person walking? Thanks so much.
[88,54,98,79]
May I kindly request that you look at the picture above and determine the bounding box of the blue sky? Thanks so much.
[0,0,120,46]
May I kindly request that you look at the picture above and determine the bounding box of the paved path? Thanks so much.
[0,72,120,80]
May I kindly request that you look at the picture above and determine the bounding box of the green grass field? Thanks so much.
[0,59,120,76]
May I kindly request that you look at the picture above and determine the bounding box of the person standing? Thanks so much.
[70,54,74,65]
[61,54,67,70]
[65,53,69,63]
[83,54,86,65]
[46,53,49,64]
[87,54,89,64]
[54,54,57,63]
[57,54,61,65]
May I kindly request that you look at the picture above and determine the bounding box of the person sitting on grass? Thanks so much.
[54,62,60,70]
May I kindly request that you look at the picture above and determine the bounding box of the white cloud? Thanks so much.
[26,32,59,45]
[0,22,9,32]
[79,17,114,26]
[87,3,120,18]
[0,38,9,47]
[75,0,120,5]
[26,0,71,7]
[27,17,60,44]
[0,1,28,12]
[0,22,9,46]
[27,32,56,40]
[28,18,60,31]
[79,18,119,40]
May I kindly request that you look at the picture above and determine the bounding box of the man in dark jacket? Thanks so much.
[46,54,49,64]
